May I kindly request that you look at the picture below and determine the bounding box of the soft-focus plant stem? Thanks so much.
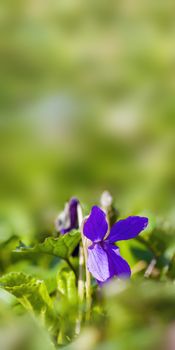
[65,258,77,279]
[83,237,91,322]
[79,215,91,323]
[144,258,157,277]
[78,243,85,302]
[76,204,92,332]
[75,242,85,335]
[85,262,91,321]
[75,203,86,335]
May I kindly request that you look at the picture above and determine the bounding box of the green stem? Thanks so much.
[76,205,92,330]
[82,236,91,322]
[65,258,77,279]
[85,261,91,321]
[75,243,85,335]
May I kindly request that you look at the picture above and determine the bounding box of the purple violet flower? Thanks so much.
[83,206,148,284]
[55,197,79,234]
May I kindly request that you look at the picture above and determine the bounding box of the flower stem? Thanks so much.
[75,243,85,335]
[82,235,91,322]
[77,204,92,328]
[65,258,77,279]
[75,203,86,335]
[85,258,91,321]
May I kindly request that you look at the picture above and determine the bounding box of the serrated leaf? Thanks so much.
[0,272,58,333]
[14,230,81,260]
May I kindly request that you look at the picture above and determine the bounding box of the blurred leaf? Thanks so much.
[0,272,59,334]
[0,300,55,350]
[14,230,81,260]
[56,268,78,344]
[57,270,77,304]
[7,261,59,294]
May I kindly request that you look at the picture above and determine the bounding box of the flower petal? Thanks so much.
[87,243,111,282]
[104,243,131,278]
[87,242,131,283]
[83,206,108,242]
[108,216,148,243]
[69,197,79,230]
[55,203,70,234]
[55,198,79,234]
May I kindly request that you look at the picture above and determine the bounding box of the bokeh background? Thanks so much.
[0,2,175,350]
[0,0,175,246]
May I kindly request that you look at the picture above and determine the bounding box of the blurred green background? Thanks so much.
[0,0,175,238]
[0,2,175,350]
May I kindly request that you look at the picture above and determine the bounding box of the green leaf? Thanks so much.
[14,230,81,260]
[56,269,78,343]
[0,297,56,350]
[0,272,58,333]
[57,269,77,303]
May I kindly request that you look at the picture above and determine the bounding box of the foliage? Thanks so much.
[15,230,81,260]
[0,0,175,349]
[0,272,59,335]
[0,208,174,349]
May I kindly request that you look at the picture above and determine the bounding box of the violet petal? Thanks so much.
[87,243,111,282]
[104,243,131,278]
[107,216,148,243]
[83,206,108,242]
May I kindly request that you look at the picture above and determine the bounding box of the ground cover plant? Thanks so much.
[0,1,175,349]
[0,192,175,350]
